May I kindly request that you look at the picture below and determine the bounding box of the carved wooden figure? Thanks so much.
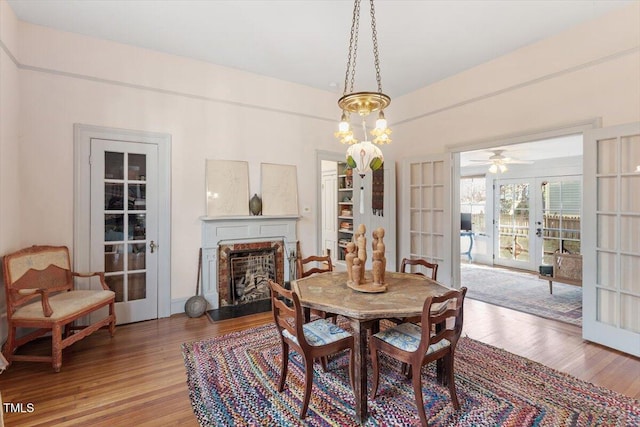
[372,250,383,286]
[352,258,362,287]
[345,242,357,284]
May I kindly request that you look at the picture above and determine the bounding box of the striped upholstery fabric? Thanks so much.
[373,322,450,354]
[282,318,351,347]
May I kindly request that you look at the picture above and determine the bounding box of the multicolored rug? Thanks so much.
[182,324,639,426]
[461,263,582,326]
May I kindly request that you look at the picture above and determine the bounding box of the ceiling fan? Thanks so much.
[469,149,533,173]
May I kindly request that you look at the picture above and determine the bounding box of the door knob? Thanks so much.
[536,228,542,237]
[149,240,157,253]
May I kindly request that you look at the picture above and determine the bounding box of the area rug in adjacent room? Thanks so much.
[181,324,638,426]
[461,263,582,326]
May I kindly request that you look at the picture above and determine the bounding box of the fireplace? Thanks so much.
[200,215,299,317]
[218,241,284,307]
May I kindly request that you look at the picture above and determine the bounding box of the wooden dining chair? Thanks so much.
[296,254,338,323]
[369,287,467,427]
[268,280,354,419]
[391,258,441,325]
[400,258,439,281]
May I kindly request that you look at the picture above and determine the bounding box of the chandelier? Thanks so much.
[335,0,391,177]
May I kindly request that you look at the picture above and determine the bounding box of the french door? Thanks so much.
[75,124,171,323]
[90,139,159,323]
[494,176,582,271]
[583,123,640,356]
[494,180,535,270]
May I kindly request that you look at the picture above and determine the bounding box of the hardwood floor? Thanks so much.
[1,299,638,426]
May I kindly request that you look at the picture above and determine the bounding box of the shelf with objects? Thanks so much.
[337,162,354,261]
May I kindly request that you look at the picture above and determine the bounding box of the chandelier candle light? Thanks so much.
[335,0,392,214]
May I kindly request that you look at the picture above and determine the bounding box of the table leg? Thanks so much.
[349,318,370,423]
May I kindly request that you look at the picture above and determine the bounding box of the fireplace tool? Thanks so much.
[185,248,207,318]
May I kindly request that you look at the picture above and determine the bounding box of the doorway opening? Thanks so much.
[458,134,583,325]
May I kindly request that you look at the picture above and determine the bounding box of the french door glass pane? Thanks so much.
[103,150,147,304]
[621,134,640,173]
[105,152,124,179]
[498,183,529,261]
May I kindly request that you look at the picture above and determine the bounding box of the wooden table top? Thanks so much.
[292,271,451,320]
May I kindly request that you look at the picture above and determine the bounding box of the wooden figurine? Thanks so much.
[376,227,386,284]
[352,258,362,287]
[345,242,357,284]
[357,230,367,282]
[372,250,383,286]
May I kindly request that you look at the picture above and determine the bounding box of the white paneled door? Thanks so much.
[90,139,159,324]
[404,154,452,285]
[583,123,640,356]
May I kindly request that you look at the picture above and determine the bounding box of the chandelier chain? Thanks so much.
[349,0,361,94]
[343,0,359,95]
[369,0,383,93]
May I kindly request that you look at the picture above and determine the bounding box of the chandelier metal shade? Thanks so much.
[335,0,392,176]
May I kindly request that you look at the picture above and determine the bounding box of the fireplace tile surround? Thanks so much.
[201,215,299,310]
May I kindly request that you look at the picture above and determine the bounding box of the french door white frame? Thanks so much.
[493,178,537,271]
[74,124,172,319]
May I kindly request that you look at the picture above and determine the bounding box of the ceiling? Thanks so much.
[459,135,583,168]
[6,0,633,98]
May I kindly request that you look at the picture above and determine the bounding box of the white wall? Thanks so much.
[4,9,342,306]
[388,3,640,262]
[0,0,21,337]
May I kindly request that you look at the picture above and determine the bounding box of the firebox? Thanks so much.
[217,240,285,309]
[227,248,276,306]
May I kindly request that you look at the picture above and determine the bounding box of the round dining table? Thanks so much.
[292,270,451,423]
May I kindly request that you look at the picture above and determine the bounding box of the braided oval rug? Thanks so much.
[182,324,639,426]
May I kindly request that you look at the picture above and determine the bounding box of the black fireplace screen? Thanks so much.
[228,249,276,305]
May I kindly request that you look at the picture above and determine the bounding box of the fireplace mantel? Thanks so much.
[201,215,299,309]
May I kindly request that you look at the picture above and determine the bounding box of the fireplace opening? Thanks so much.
[228,248,276,306]
[217,240,285,312]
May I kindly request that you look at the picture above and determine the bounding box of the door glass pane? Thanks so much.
[129,184,146,210]
[597,251,617,289]
[105,152,124,179]
[621,294,640,333]
[597,288,617,326]
[498,183,529,261]
[105,244,124,273]
[128,153,147,180]
[597,214,617,250]
[620,134,640,174]
[106,275,124,303]
[621,176,640,212]
[128,243,146,270]
[597,138,617,174]
[105,214,124,241]
[597,177,617,211]
[621,254,640,293]
[105,183,124,210]
[129,214,146,240]
[128,273,146,301]
[620,216,640,253]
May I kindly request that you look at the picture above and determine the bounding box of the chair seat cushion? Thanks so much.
[282,318,351,347]
[373,322,450,354]
[12,290,115,321]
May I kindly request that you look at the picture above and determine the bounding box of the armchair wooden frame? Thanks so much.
[370,288,467,427]
[268,280,354,419]
[2,245,116,372]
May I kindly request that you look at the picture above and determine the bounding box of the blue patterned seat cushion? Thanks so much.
[282,318,351,347]
[373,322,451,353]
